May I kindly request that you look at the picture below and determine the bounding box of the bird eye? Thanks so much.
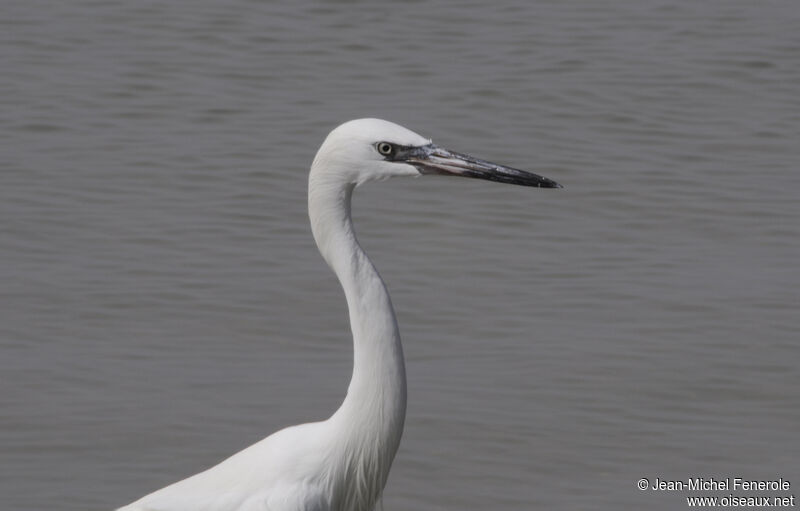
[376,142,393,156]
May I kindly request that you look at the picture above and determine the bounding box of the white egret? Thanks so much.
[119,118,562,511]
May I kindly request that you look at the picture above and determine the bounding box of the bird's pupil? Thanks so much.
[379,143,392,155]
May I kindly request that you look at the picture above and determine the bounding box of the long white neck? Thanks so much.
[308,169,407,509]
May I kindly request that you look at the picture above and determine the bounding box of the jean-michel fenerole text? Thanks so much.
[651,477,791,492]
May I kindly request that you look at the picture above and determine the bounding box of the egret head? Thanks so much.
[311,118,563,189]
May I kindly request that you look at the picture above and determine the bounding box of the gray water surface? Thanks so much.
[2,2,799,510]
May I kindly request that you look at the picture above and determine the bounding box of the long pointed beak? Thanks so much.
[400,144,563,188]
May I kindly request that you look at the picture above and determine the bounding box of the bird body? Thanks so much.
[119,119,561,511]
[119,420,379,510]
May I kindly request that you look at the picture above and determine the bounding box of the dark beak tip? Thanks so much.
[538,179,563,189]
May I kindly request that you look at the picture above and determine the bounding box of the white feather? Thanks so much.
[119,118,559,511]
[120,119,423,511]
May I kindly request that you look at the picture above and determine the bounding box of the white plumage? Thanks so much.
[119,119,561,511]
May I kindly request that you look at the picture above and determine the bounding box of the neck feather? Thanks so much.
[308,171,407,509]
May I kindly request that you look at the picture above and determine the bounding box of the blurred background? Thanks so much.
[1,1,798,509]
